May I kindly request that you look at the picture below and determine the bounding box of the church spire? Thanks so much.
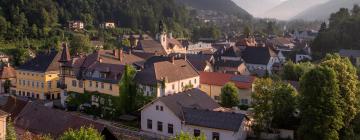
[59,43,71,63]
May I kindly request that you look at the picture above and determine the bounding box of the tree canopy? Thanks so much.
[59,126,103,140]
[298,66,343,140]
[220,82,239,108]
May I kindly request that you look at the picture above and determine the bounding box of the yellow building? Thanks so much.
[0,110,8,140]
[199,72,255,105]
[58,44,144,97]
[15,50,61,100]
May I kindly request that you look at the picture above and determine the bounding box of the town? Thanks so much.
[0,0,359,140]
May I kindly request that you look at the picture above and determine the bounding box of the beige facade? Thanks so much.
[0,110,8,140]
[15,70,60,100]
[200,84,253,105]
[65,77,120,96]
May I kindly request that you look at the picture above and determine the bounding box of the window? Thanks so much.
[160,106,163,111]
[22,91,25,96]
[27,81,30,86]
[48,81,52,89]
[18,91,21,95]
[49,74,52,77]
[32,81,34,87]
[101,82,104,89]
[156,105,159,110]
[172,84,175,90]
[240,99,249,105]
[89,81,92,87]
[72,80,77,87]
[100,73,107,78]
[168,124,173,134]
[157,121,163,132]
[36,82,39,88]
[79,81,83,88]
[194,79,197,84]
[36,94,39,99]
[181,82,183,87]
[95,82,99,88]
[18,80,21,85]
[212,132,220,140]
[41,82,44,88]
[22,80,25,86]
[214,96,220,101]
[194,129,200,137]
[147,119,152,129]
[109,84,112,90]
[26,92,30,97]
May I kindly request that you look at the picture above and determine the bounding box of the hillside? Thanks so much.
[232,0,283,18]
[293,0,360,21]
[176,0,251,18]
[263,0,329,20]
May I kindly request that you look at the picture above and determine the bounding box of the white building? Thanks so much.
[242,47,280,76]
[134,57,200,97]
[140,89,249,140]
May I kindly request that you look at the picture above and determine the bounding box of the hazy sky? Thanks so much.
[232,0,330,20]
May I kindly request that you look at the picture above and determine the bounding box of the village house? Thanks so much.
[339,49,360,67]
[0,52,10,63]
[100,22,116,29]
[294,30,318,41]
[199,72,255,105]
[186,54,214,72]
[15,49,61,100]
[214,46,250,75]
[58,44,144,99]
[68,20,84,31]
[184,41,215,54]
[140,88,249,140]
[0,63,16,94]
[134,21,186,55]
[242,47,280,76]
[134,56,199,97]
[270,37,295,51]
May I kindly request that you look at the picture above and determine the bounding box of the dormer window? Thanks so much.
[100,73,107,79]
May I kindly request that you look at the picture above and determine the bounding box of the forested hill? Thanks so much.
[0,0,193,40]
[312,5,360,59]
[176,0,251,18]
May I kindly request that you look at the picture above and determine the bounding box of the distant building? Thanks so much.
[0,64,16,94]
[186,54,214,72]
[270,37,295,51]
[58,44,144,98]
[100,22,116,29]
[294,30,318,41]
[15,49,61,100]
[140,89,249,140]
[0,52,9,63]
[339,49,360,67]
[134,56,199,97]
[242,47,280,76]
[214,46,250,75]
[185,42,214,54]
[68,20,84,30]
[200,72,255,105]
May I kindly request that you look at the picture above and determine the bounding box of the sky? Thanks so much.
[232,0,331,20]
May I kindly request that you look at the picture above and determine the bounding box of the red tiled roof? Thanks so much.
[0,65,16,79]
[200,72,255,89]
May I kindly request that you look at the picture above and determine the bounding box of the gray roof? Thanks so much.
[242,47,277,65]
[183,107,246,131]
[158,89,220,120]
[339,49,360,58]
[18,50,61,72]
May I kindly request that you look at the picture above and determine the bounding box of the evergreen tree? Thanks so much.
[119,64,137,113]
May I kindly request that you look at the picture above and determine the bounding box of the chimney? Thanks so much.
[118,49,123,62]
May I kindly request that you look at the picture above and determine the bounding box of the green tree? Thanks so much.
[121,38,131,48]
[220,82,239,108]
[70,34,93,54]
[320,54,360,139]
[252,78,274,133]
[59,126,103,140]
[6,117,16,140]
[119,64,137,113]
[271,82,298,129]
[282,61,314,81]
[171,131,206,140]
[243,25,251,37]
[298,66,343,140]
